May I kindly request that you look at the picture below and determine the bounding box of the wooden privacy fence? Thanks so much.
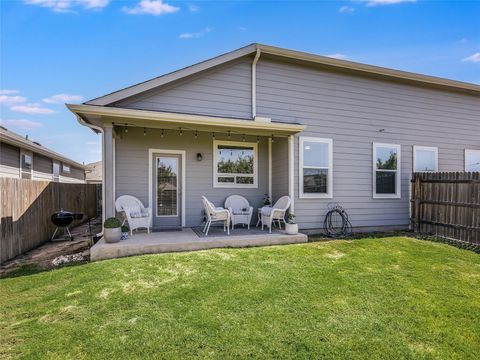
[411,172,480,244]
[0,178,97,264]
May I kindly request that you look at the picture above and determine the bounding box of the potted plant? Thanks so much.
[121,225,130,240]
[262,193,271,206]
[104,217,122,243]
[285,213,298,235]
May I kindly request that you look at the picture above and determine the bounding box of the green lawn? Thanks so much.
[1,237,479,359]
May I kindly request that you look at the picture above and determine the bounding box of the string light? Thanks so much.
[212,132,215,140]
[143,128,147,136]
[179,128,183,136]
[271,134,275,143]
[256,136,260,143]
[161,129,164,138]
[194,130,198,139]
[124,124,128,133]
[228,131,231,139]
[242,134,246,142]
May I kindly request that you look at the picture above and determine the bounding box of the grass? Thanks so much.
[1,237,479,359]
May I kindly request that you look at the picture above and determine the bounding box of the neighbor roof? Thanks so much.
[85,43,480,106]
[0,126,85,169]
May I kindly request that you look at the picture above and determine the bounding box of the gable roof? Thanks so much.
[0,126,85,169]
[85,43,480,106]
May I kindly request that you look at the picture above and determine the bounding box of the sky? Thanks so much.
[1,0,479,165]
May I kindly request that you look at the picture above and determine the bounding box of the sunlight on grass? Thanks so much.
[1,237,479,359]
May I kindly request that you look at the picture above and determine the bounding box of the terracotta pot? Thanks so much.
[285,223,298,235]
[104,227,121,243]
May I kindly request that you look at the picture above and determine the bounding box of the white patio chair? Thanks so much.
[225,195,253,229]
[201,196,230,236]
[261,196,291,233]
[115,195,151,235]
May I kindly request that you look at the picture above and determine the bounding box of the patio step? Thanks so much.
[90,228,308,261]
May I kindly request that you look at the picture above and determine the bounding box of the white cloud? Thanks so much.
[324,53,348,60]
[462,52,480,63]
[179,27,212,39]
[0,89,19,95]
[43,93,84,104]
[457,38,468,44]
[0,119,43,130]
[122,0,179,15]
[0,95,27,105]
[188,3,199,12]
[11,103,56,115]
[24,0,110,13]
[339,6,355,13]
[357,0,416,6]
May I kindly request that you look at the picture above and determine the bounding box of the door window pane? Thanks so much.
[157,157,178,216]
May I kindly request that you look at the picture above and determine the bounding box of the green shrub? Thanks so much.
[104,217,121,229]
[121,225,129,232]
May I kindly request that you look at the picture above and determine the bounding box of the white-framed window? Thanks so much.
[299,137,333,198]
[465,149,480,172]
[413,146,438,172]
[62,163,71,174]
[373,143,401,199]
[213,140,257,188]
[53,162,60,182]
[20,150,33,179]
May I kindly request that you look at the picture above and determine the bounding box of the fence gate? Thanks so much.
[411,172,480,245]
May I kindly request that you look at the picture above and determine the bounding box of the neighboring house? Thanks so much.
[0,126,86,183]
[67,43,480,232]
[85,161,102,184]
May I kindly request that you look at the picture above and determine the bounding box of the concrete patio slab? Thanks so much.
[90,228,308,261]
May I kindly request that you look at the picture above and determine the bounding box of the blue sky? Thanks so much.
[1,0,479,164]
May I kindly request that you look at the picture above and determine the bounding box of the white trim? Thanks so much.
[373,143,401,199]
[213,140,258,188]
[112,136,116,205]
[465,149,480,172]
[288,135,295,212]
[413,146,438,172]
[268,137,272,200]
[154,155,180,218]
[299,137,333,199]
[148,149,186,227]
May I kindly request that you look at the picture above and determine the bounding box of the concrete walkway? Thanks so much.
[91,228,308,261]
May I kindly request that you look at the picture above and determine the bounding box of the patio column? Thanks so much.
[268,137,272,201]
[103,123,115,219]
[288,135,295,213]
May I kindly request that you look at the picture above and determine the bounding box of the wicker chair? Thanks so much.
[225,195,253,229]
[115,195,151,235]
[201,196,230,236]
[261,196,291,233]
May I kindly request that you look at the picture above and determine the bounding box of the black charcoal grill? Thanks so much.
[51,209,83,241]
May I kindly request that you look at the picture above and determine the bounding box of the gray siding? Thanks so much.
[257,59,480,230]
[115,128,269,227]
[0,142,20,177]
[116,59,252,119]
[33,154,52,174]
[271,137,289,201]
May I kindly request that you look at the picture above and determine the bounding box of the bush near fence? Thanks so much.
[0,178,97,264]
[411,172,480,245]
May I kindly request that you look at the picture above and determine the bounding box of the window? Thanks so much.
[373,143,401,198]
[465,149,480,172]
[20,151,32,179]
[213,141,257,188]
[414,146,438,172]
[53,162,60,182]
[62,164,71,174]
[299,137,333,198]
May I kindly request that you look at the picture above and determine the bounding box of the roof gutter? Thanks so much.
[252,48,261,119]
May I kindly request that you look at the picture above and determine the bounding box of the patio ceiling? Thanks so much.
[67,104,306,136]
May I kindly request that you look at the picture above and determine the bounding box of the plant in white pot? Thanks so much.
[121,225,130,240]
[104,217,122,243]
[285,213,298,235]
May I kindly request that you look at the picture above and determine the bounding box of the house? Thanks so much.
[67,43,480,233]
[0,126,86,183]
[85,161,102,184]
